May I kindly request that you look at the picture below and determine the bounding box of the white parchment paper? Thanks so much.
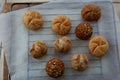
[0,0,120,80]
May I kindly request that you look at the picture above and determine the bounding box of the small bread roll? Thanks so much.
[46,58,65,78]
[75,22,93,40]
[23,10,44,31]
[71,54,88,71]
[52,15,72,35]
[54,37,72,53]
[81,4,101,21]
[88,36,109,57]
[30,41,47,59]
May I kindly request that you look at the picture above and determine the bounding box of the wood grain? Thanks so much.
[113,3,120,19]
[7,0,53,3]
[0,49,9,80]
[112,0,120,2]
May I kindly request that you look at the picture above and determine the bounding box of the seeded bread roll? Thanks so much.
[46,58,65,78]
[71,54,89,71]
[75,22,93,40]
[23,10,44,31]
[52,15,72,35]
[88,36,109,58]
[30,41,47,59]
[54,36,72,53]
[81,4,101,21]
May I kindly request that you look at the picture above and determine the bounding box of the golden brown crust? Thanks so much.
[81,4,101,21]
[52,15,72,35]
[46,58,64,78]
[54,36,72,53]
[71,54,88,71]
[88,36,109,57]
[75,22,93,40]
[23,10,44,31]
[30,41,47,59]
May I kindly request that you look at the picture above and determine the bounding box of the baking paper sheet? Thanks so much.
[0,0,120,80]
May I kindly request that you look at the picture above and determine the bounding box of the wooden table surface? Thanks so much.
[113,0,120,19]
[3,0,120,20]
